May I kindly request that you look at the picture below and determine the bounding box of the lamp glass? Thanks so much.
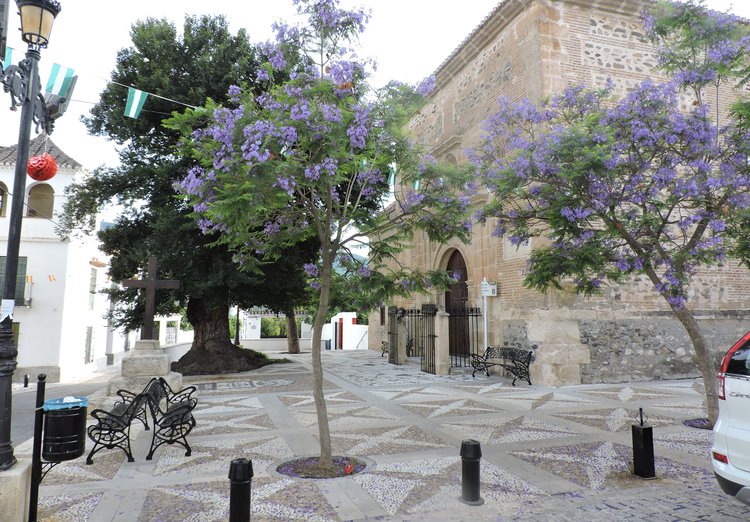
[18,3,57,46]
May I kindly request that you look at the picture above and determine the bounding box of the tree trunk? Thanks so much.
[642,267,719,425]
[286,311,300,354]
[312,256,333,468]
[188,298,231,351]
[171,297,272,375]
[671,305,719,425]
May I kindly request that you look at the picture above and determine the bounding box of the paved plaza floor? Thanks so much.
[20,349,750,521]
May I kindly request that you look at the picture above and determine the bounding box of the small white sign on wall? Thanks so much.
[481,280,497,297]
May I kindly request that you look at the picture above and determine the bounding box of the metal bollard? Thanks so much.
[24,374,29,387]
[228,458,253,522]
[632,408,656,479]
[28,374,47,522]
[459,439,484,505]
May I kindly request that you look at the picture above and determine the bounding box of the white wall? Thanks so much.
[0,162,117,382]
[244,316,261,340]
[328,312,368,350]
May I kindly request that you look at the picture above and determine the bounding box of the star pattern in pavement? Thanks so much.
[279,390,362,407]
[292,403,398,429]
[39,493,103,521]
[328,424,447,455]
[511,441,629,490]
[490,391,596,411]
[552,407,676,432]
[399,398,500,418]
[439,414,580,445]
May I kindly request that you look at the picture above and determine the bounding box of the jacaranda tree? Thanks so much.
[470,1,750,425]
[172,0,471,467]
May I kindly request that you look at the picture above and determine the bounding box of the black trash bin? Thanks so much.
[42,396,88,462]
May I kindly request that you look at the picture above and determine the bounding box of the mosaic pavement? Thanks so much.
[24,349,750,521]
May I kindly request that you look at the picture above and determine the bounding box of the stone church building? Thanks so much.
[372,0,750,386]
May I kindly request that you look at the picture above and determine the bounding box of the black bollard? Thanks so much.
[24,374,29,387]
[632,407,656,479]
[459,439,484,506]
[28,374,47,522]
[229,458,253,522]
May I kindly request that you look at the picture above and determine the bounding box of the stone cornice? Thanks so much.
[431,0,653,90]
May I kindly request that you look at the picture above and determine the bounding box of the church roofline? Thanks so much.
[431,0,652,88]
[0,134,83,169]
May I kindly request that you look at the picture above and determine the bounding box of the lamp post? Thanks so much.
[0,0,61,471]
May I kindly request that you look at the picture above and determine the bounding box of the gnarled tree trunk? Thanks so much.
[172,297,271,375]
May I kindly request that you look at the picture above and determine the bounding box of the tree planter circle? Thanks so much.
[276,455,366,479]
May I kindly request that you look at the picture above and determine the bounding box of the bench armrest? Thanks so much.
[168,386,197,404]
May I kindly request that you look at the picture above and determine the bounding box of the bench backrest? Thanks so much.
[484,344,536,362]
[96,393,148,429]
[143,378,169,412]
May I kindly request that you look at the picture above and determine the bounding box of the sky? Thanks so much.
[0,0,748,171]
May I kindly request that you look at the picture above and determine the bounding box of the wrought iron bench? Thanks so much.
[145,395,198,460]
[115,377,197,431]
[86,393,148,464]
[87,378,198,463]
[470,344,536,385]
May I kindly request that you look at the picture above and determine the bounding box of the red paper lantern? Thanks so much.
[27,153,58,181]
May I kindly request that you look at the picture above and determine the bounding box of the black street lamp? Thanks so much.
[0,0,61,472]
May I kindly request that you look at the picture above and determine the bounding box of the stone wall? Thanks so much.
[580,315,750,384]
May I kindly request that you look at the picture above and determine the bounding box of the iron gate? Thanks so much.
[387,304,438,374]
[447,306,482,367]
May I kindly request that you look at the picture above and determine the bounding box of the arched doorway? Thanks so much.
[445,250,469,362]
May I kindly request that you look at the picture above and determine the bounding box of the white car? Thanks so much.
[713,331,750,506]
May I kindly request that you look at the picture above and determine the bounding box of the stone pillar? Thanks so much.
[0,458,31,522]
[105,339,182,396]
[395,319,408,364]
[527,318,590,386]
[435,310,450,376]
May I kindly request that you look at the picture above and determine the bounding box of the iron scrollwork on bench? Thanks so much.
[86,378,197,464]
[145,395,198,460]
[86,394,149,464]
[470,344,536,385]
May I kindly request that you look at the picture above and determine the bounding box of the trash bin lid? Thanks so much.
[43,396,89,411]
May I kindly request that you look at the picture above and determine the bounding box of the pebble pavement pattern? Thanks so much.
[20,349,750,521]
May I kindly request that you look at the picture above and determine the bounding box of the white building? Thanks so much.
[0,134,129,382]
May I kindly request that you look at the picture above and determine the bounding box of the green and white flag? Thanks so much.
[124,87,148,119]
[45,63,75,97]
[2,47,12,69]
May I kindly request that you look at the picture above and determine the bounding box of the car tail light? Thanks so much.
[717,372,726,400]
[713,451,729,464]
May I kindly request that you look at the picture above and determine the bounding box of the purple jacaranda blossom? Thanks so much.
[303,263,318,277]
[320,103,342,122]
[228,85,241,103]
[346,103,371,149]
[416,76,436,97]
[291,100,312,121]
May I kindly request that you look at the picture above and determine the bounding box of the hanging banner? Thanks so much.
[45,63,76,97]
[124,87,148,119]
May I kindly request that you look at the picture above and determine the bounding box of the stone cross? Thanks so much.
[123,257,180,340]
